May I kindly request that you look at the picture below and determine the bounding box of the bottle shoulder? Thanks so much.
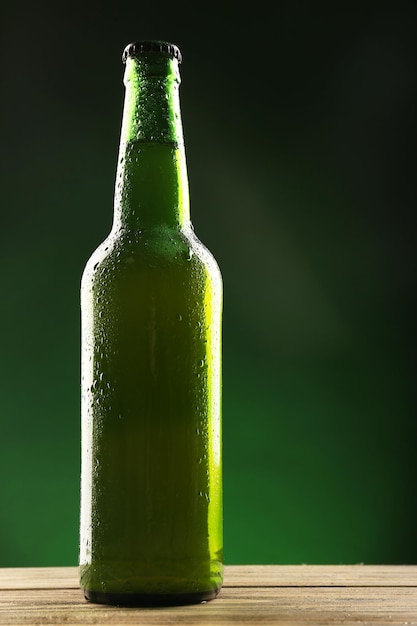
[81,225,222,287]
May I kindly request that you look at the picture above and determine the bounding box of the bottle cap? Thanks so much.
[122,41,182,64]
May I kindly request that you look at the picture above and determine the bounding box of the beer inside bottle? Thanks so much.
[79,41,223,605]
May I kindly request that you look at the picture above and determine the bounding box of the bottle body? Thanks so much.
[79,44,223,605]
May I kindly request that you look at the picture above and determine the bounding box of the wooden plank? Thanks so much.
[0,567,79,590]
[1,565,417,590]
[225,564,417,587]
[0,585,416,625]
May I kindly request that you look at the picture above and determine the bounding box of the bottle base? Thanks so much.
[82,587,221,606]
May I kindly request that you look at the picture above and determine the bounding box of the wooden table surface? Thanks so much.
[1,565,416,625]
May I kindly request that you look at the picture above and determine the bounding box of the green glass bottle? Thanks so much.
[79,41,223,605]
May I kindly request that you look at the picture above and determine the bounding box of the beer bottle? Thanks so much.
[79,40,223,605]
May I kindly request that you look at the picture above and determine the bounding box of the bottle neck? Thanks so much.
[112,55,190,232]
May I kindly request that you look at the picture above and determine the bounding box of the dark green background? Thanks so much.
[1,1,416,566]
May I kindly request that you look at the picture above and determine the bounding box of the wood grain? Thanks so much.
[0,566,416,625]
[1,564,417,589]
